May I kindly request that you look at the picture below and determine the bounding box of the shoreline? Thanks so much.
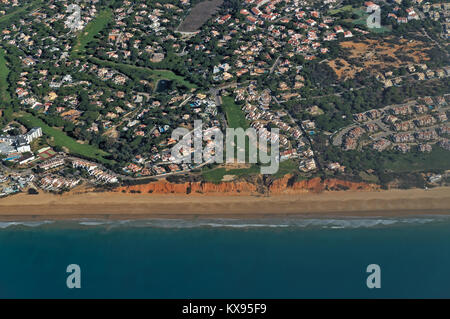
[1,210,450,223]
[0,187,449,221]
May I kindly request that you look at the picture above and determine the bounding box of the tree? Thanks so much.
[28,188,39,195]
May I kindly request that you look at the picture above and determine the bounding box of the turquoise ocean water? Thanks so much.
[0,216,449,298]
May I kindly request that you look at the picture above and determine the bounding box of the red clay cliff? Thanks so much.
[115,175,379,195]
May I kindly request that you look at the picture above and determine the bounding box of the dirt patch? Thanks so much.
[224,162,252,170]
[103,128,119,139]
[328,58,360,80]
[221,174,236,182]
[328,37,432,80]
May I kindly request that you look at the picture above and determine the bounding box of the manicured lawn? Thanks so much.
[221,95,254,162]
[71,9,113,58]
[89,57,197,90]
[221,96,289,173]
[350,7,390,33]
[0,48,11,103]
[329,5,353,15]
[153,71,197,89]
[18,114,112,164]
[329,5,389,33]
[202,159,300,182]
[221,96,249,129]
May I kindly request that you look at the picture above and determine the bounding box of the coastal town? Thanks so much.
[336,94,449,153]
[0,0,449,195]
[3,0,450,306]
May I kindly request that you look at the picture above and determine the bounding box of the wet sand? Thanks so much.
[0,187,449,221]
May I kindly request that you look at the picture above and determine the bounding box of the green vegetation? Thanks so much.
[151,69,197,89]
[0,48,13,127]
[272,159,299,178]
[0,48,11,103]
[221,95,254,161]
[329,5,354,15]
[0,0,43,27]
[383,147,450,173]
[351,7,390,33]
[202,159,300,182]
[18,113,112,164]
[71,9,113,58]
[222,96,249,129]
[89,57,197,90]
[359,171,379,183]
[30,137,48,153]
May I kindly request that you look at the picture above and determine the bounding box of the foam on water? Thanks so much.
[0,221,55,229]
[0,216,448,230]
[74,215,449,229]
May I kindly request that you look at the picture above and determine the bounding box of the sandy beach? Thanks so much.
[0,187,449,221]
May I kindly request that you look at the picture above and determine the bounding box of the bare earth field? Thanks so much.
[328,37,431,80]
[0,187,449,221]
[177,0,224,32]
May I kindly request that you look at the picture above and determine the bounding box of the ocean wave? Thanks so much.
[0,221,55,229]
[1,216,448,230]
[78,221,114,226]
[74,216,450,229]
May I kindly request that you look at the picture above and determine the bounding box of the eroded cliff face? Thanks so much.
[115,175,379,195]
[268,175,379,193]
[116,180,258,195]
